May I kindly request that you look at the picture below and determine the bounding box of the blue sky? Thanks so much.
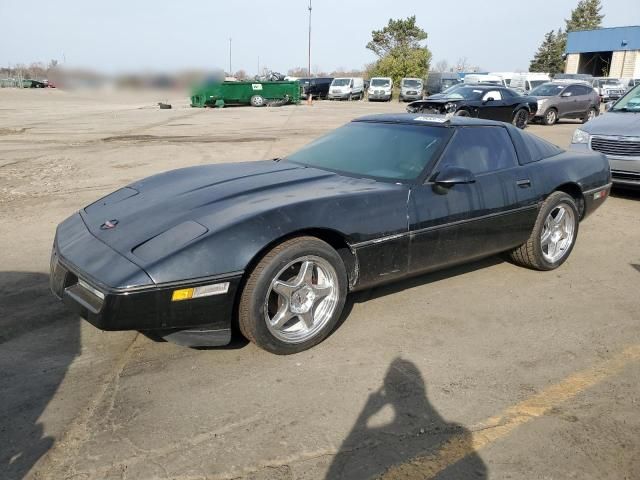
[1,0,638,74]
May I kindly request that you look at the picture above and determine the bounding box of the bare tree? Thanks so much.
[433,59,449,73]
[455,57,470,72]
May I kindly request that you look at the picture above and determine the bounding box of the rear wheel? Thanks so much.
[508,192,579,271]
[542,108,557,125]
[238,236,347,354]
[582,107,597,123]
[250,95,265,107]
[512,108,529,129]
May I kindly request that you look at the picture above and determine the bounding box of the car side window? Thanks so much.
[436,127,518,176]
[576,85,592,95]
[482,90,502,101]
[563,85,580,96]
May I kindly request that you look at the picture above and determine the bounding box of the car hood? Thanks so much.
[80,160,380,266]
[581,111,640,135]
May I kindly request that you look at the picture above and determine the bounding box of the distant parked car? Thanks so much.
[590,77,626,102]
[399,78,424,102]
[328,77,364,101]
[300,77,333,100]
[425,72,461,96]
[407,85,537,129]
[570,83,640,189]
[367,77,393,102]
[554,73,594,83]
[531,82,600,125]
[625,78,640,90]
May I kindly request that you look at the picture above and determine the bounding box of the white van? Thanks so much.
[489,72,517,87]
[463,74,507,87]
[328,77,364,101]
[510,73,551,93]
[367,77,393,101]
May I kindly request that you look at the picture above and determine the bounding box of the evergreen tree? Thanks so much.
[529,0,604,74]
[367,16,431,85]
[565,0,604,32]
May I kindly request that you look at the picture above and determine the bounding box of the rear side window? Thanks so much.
[520,130,563,162]
[437,127,518,175]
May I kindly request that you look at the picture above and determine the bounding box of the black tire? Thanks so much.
[454,109,470,117]
[250,95,265,107]
[507,192,580,271]
[238,236,347,354]
[582,107,597,124]
[542,108,557,125]
[512,108,529,129]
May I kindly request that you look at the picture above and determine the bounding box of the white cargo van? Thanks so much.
[367,77,393,101]
[510,73,551,93]
[489,72,517,86]
[328,77,364,100]
[463,74,506,87]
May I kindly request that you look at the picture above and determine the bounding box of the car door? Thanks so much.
[558,85,581,117]
[478,89,511,122]
[408,126,533,274]
[575,85,594,113]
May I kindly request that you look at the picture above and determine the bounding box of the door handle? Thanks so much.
[516,179,531,188]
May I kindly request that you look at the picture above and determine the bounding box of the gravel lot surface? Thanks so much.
[1,88,638,480]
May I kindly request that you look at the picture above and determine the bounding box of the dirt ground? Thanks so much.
[1,88,639,480]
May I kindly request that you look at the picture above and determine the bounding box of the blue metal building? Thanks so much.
[565,26,640,80]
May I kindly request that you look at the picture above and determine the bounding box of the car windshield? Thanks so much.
[332,79,350,86]
[610,84,640,112]
[371,79,391,87]
[531,83,565,96]
[441,84,464,94]
[403,79,422,88]
[442,87,486,100]
[286,122,451,181]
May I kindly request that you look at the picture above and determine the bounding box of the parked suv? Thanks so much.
[591,77,626,102]
[570,83,640,188]
[399,78,423,102]
[367,77,393,101]
[531,81,600,125]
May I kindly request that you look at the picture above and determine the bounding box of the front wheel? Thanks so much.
[507,192,579,271]
[542,108,557,125]
[238,237,347,354]
[512,108,529,129]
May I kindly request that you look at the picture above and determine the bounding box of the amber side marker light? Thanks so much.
[171,282,230,302]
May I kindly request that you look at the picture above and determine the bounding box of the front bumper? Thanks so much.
[400,93,422,101]
[368,93,391,101]
[571,142,640,188]
[328,92,351,100]
[50,214,242,345]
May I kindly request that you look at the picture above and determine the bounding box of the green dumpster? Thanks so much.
[191,80,301,108]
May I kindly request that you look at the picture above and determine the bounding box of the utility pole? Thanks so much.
[308,0,312,77]
[229,38,232,75]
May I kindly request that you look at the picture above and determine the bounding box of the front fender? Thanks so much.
[142,187,409,284]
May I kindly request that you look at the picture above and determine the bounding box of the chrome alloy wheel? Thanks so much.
[587,108,597,121]
[545,109,557,124]
[264,255,339,344]
[541,204,575,263]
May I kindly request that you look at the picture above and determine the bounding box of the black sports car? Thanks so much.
[407,85,538,129]
[50,115,611,354]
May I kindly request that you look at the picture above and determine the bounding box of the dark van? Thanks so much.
[300,77,334,99]
[425,72,461,96]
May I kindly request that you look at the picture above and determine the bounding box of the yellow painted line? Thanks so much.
[380,344,640,479]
